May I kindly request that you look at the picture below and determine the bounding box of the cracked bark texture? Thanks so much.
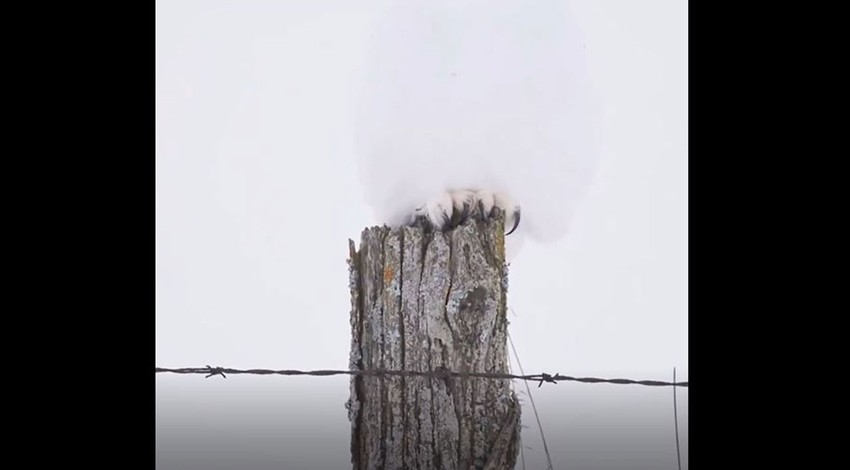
[346,217,521,470]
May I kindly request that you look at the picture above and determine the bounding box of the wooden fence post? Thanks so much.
[346,216,521,469]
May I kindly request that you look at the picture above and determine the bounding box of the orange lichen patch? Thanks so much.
[494,218,505,263]
[384,266,394,283]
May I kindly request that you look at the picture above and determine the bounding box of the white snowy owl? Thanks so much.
[408,189,520,234]
[355,0,598,257]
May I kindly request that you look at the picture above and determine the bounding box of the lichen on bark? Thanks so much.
[347,217,520,470]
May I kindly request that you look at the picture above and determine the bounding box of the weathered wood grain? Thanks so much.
[347,216,521,469]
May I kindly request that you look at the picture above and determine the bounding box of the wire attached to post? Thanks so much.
[508,326,554,470]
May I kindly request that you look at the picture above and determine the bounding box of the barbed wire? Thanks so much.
[508,333,553,470]
[155,366,689,388]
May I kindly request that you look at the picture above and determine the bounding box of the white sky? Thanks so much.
[156,1,687,468]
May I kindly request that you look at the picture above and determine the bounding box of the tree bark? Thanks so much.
[346,217,521,470]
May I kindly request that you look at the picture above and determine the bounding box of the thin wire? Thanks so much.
[673,367,682,470]
[509,330,554,470]
[506,336,527,470]
[155,366,688,387]
[519,438,527,470]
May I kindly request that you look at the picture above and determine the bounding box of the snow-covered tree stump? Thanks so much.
[346,217,521,470]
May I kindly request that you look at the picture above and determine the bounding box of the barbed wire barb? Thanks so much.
[509,330,554,470]
[155,366,688,388]
[205,365,226,379]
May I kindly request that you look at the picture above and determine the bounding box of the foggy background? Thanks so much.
[156,0,688,468]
